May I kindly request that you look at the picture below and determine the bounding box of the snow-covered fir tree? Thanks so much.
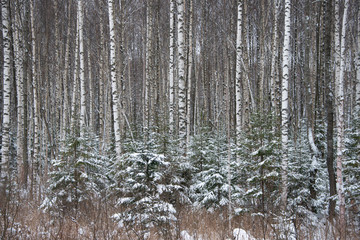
[189,128,242,212]
[41,130,109,216]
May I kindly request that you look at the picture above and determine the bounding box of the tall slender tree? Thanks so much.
[78,0,87,134]
[70,17,80,131]
[177,0,186,152]
[270,0,280,115]
[169,0,175,135]
[323,0,336,220]
[281,0,291,209]
[61,0,72,139]
[144,1,153,133]
[30,0,40,198]
[12,0,28,187]
[235,0,243,150]
[108,0,122,157]
[186,0,194,151]
[334,0,348,237]
[356,12,360,114]
[1,0,11,193]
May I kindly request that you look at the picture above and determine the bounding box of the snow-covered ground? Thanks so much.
[180,228,255,240]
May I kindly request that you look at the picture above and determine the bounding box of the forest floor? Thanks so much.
[1,193,359,240]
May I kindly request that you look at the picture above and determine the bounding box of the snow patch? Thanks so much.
[180,230,194,240]
[233,228,256,240]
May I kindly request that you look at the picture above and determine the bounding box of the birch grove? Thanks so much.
[0,1,359,238]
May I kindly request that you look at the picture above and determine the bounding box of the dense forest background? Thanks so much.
[0,0,359,239]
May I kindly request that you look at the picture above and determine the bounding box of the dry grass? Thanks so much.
[1,193,358,240]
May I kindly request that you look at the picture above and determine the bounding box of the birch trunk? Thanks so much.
[186,0,193,151]
[169,0,175,134]
[242,0,253,128]
[54,0,61,133]
[322,0,336,220]
[177,0,186,152]
[1,0,11,191]
[226,46,232,231]
[108,0,122,157]
[356,13,360,114]
[235,0,243,148]
[334,0,348,237]
[62,1,72,138]
[258,0,266,111]
[78,0,87,134]
[88,48,94,132]
[270,0,279,114]
[281,0,291,210]
[71,7,80,131]
[99,12,105,143]
[144,1,153,133]
[30,0,40,195]
[12,0,26,186]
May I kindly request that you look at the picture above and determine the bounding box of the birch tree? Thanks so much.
[108,0,122,157]
[235,0,243,149]
[356,13,360,114]
[61,1,72,139]
[54,0,61,132]
[78,0,87,134]
[334,0,348,237]
[186,0,194,151]
[177,0,186,152]
[270,0,279,114]
[71,2,80,131]
[1,0,11,192]
[281,0,291,209]
[144,1,153,133]
[323,0,336,219]
[30,0,41,195]
[169,0,175,134]
[12,0,27,186]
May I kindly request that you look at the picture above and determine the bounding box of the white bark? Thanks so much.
[308,127,320,156]
[99,14,105,143]
[270,0,279,113]
[89,48,94,131]
[54,0,61,132]
[62,3,72,138]
[71,6,80,131]
[78,0,86,134]
[108,0,122,157]
[31,0,40,180]
[1,0,11,183]
[334,0,348,237]
[281,0,291,209]
[235,0,243,147]
[169,0,175,134]
[12,1,25,182]
[259,0,266,111]
[144,2,153,133]
[186,0,193,151]
[356,13,360,114]
[177,0,186,152]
